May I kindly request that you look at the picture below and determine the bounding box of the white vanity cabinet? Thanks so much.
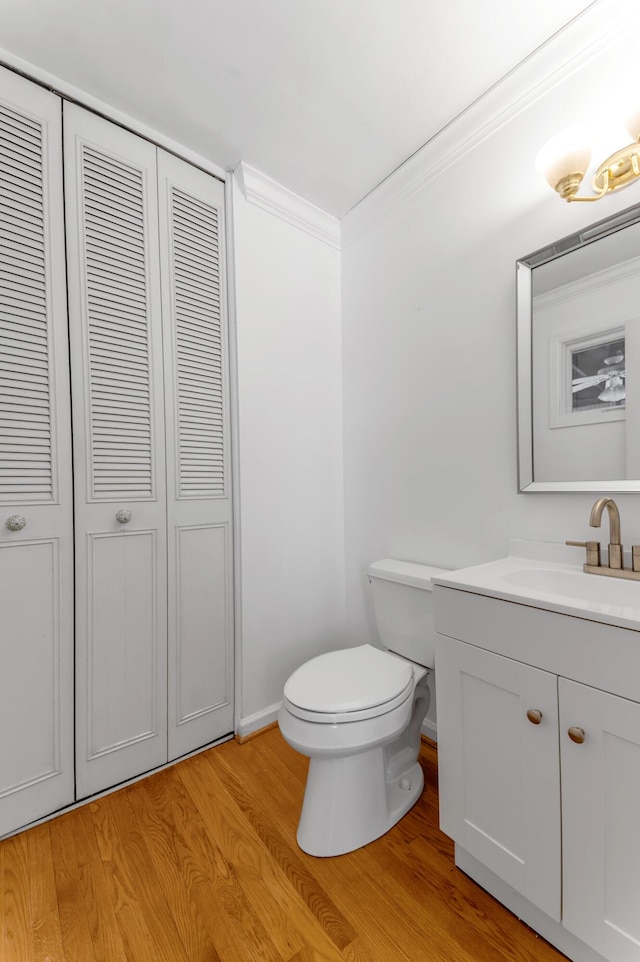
[435,582,640,962]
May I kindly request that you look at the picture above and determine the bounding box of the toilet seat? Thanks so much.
[283,644,416,724]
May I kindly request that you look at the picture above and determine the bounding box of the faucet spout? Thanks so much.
[589,497,622,567]
[589,497,621,543]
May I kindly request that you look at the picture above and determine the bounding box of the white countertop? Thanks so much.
[432,540,640,632]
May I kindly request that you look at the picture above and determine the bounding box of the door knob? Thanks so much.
[526,709,543,725]
[5,514,26,531]
[568,726,585,744]
[115,509,132,524]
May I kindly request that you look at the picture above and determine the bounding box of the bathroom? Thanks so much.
[1,1,640,960]
[0,0,634,747]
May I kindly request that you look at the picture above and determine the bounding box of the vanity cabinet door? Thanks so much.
[560,678,640,962]
[436,638,561,921]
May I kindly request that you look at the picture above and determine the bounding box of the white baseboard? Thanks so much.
[421,719,438,742]
[236,702,281,739]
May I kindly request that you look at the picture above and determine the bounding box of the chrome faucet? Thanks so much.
[567,497,640,580]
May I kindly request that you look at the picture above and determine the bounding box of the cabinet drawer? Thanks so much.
[434,585,640,703]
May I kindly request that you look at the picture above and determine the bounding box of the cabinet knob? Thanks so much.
[568,726,585,744]
[5,514,26,531]
[526,709,543,725]
[115,509,132,524]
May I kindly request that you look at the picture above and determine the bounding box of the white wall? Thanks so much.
[231,177,345,734]
[340,17,640,682]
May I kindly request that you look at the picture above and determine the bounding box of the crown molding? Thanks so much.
[342,0,639,247]
[236,162,341,249]
[533,255,640,311]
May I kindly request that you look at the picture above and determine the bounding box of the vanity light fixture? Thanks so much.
[536,111,640,202]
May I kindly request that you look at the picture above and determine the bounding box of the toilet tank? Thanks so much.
[368,559,450,668]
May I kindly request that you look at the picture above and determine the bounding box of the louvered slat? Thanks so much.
[168,187,225,498]
[81,145,154,499]
[0,103,53,502]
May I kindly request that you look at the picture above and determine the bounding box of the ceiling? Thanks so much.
[0,0,599,217]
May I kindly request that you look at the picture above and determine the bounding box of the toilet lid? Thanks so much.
[284,644,414,714]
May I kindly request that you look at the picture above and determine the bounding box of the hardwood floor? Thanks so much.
[0,729,567,961]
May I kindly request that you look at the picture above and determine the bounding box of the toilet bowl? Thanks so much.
[278,559,448,857]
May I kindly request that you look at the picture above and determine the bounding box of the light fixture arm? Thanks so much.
[540,129,640,204]
[559,174,606,203]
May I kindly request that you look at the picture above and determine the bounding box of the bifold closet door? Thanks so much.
[64,104,168,798]
[157,151,233,760]
[0,69,74,834]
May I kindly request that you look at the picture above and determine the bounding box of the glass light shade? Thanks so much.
[598,375,625,403]
[535,127,591,190]
[591,119,631,160]
[625,109,640,142]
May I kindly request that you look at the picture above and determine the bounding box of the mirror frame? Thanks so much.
[517,202,640,493]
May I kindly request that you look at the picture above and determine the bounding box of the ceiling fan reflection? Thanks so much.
[572,352,626,403]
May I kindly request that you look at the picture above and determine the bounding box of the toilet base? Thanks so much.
[296,748,424,857]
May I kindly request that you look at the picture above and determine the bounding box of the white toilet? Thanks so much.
[278,558,448,857]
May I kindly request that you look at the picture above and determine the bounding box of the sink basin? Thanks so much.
[432,540,640,630]
[501,566,640,607]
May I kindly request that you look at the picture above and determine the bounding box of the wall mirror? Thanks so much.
[517,203,640,492]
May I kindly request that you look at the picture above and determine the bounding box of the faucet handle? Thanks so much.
[566,540,601,567]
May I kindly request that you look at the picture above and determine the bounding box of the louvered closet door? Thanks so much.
[0,69,74,834]
[158,151,233,760]
[64,104,168,798]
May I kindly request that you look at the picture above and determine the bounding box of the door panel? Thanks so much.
[0,539,70,822]
[0,68,74,836]
[65,103,168,798]
[158,150,233,760]
[87,529,160,755]
[436,637,561,920]
[561,679,640,961]
[173,523,231,723]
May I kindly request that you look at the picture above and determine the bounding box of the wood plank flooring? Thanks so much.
[0,729,567,961]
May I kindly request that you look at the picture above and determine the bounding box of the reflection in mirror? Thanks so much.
[517,204,640,492]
